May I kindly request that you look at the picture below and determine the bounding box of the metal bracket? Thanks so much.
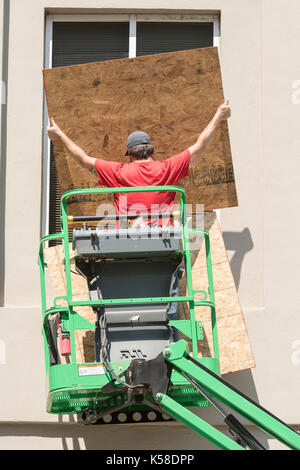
[78,352,173,424]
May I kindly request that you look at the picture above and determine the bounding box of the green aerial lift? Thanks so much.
[39,186,300,450]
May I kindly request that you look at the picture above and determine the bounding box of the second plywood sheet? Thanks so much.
[179,211,255,373]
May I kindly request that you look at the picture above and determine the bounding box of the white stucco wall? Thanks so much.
[0,0,300,450]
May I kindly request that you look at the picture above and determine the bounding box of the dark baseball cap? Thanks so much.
[125,131,151,156]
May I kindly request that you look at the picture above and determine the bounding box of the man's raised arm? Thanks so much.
[47,118,96,170]
[188,100,231,168]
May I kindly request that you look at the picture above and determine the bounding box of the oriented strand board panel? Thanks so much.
[44,213,255,374]
[43,47,238,215]
[179,212,255,374]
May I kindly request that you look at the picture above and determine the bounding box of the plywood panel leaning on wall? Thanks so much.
[43,47,238,215]
[180,212,255,374]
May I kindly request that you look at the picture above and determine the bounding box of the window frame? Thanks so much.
[42,13,220,238]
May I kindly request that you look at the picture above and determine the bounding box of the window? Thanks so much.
[43,14,218,240]
[136,22,213,56]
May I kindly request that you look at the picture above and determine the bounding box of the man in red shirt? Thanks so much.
[47,100,231,217]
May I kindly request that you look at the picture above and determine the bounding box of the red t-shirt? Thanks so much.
[94,149,190,216]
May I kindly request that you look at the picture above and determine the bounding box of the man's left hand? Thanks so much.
[47,118,63,140]
[215,100,231,121]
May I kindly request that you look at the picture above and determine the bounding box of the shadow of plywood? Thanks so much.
[222,228,254,290]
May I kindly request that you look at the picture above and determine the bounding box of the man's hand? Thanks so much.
[47,118,63,140]
[215,100,231,121]
[188,100,231,168]
[46,117,96,170]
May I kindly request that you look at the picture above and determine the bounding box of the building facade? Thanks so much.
[0,0,299,449]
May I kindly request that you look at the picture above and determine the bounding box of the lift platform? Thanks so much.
[39,186,300,450]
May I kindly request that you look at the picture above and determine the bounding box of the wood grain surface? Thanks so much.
[43,47,238,216]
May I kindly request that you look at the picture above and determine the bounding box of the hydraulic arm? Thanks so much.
[157,340,300,450]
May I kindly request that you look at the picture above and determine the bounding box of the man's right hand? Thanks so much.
[188,99,231,168]
[215,100,231,121]
[47,118,63,140]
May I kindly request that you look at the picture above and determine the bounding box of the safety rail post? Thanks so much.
[189,228,219,366]
[180,193,198,358]
[38,233,64,373]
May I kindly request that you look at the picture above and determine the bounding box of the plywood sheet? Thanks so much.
[44,213,255,374]
[179,212,255,374]
[43,47,238,216]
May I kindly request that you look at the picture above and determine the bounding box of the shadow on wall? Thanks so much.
[222,228,254,290]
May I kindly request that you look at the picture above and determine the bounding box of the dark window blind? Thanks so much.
[136,22,213,56]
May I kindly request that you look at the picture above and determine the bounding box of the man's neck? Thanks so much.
[130,156,153,163]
